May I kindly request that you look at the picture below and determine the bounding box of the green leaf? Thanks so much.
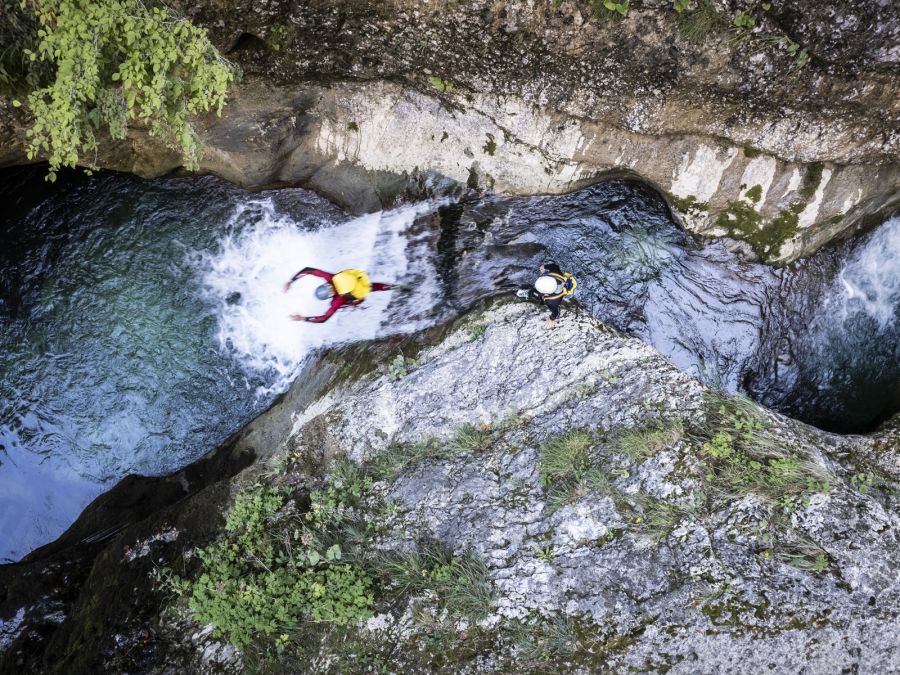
[12,100,22,107]
[326,544,342,561]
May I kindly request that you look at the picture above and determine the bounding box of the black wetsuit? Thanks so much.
[526,288,564,319]
[523,262,566,320]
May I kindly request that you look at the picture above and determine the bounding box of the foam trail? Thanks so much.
[197,198,444,394]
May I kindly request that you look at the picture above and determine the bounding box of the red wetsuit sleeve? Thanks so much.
[371,282,392,291]
[304,295,347,323]
[291,267,334,283]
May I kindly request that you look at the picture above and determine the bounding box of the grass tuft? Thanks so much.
[539,429,594,485]
[371,423,493,480]
[372,543,494,623]
[615,418,684,463]
[695,393,830,506]
[677,0,727,43]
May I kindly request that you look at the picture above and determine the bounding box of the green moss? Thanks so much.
[716,200,800,260]
[744,184,763,204]
[347,121,358,132]
[466,166,478,189]
[440,130,449,142]
[742,145,761,158]
[668,193,709,215]
[482,132,497,156]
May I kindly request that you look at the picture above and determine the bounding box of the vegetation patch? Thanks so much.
[589,0,630,18]
[715,200,799,260]
[429,75,455,93]
[13,0,237,179]
[693,393,832,569]
[697,393,830,505]
[799,162,825,200]
[742,145,762,159]
[372,423,493,480]
[744,184,763,204]
[177,472,376,653]
[675,0,727,43]
[482,133,497,156]
[614,418,685,463]
[388,353,420,381]
[539,429,595,486]
[668,193,709,216]
[157,458,495,664]
[373,543,494,623]
[469,321,487,340]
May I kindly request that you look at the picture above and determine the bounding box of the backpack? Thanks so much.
[546,272,577,301]
[332,269,372,300]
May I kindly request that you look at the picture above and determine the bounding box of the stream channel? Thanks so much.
[1,168,897,563]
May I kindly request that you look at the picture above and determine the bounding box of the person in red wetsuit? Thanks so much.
[283,267,392,323]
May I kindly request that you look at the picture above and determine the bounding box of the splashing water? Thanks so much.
[834,215,900,330]
[197,198,444,396]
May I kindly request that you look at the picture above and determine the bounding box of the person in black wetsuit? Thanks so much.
[516,261,576,328]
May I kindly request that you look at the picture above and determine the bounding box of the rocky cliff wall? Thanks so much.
[1,0,899,261]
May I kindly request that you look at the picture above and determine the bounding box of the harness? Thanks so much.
[542,272,577,301]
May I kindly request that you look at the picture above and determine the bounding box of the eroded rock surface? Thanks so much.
[285,301,900,671]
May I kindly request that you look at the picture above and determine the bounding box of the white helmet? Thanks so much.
[534,275,559,295]
[315,283,334,300]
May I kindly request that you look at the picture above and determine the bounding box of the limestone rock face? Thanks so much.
[2,0,899,260]
[285,301,900,672]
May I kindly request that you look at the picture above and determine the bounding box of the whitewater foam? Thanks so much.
[834,215,900,330]
[197,198,444,395]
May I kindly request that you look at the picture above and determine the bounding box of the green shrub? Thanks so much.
[16,0,237,179]
[185,478,375,652]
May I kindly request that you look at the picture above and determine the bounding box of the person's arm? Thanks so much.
[370,282,393,292]
[293,295,346,324]
[292,267,333,282]
[284,267,333,292]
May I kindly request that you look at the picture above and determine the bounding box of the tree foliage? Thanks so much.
[15,0,237,179]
